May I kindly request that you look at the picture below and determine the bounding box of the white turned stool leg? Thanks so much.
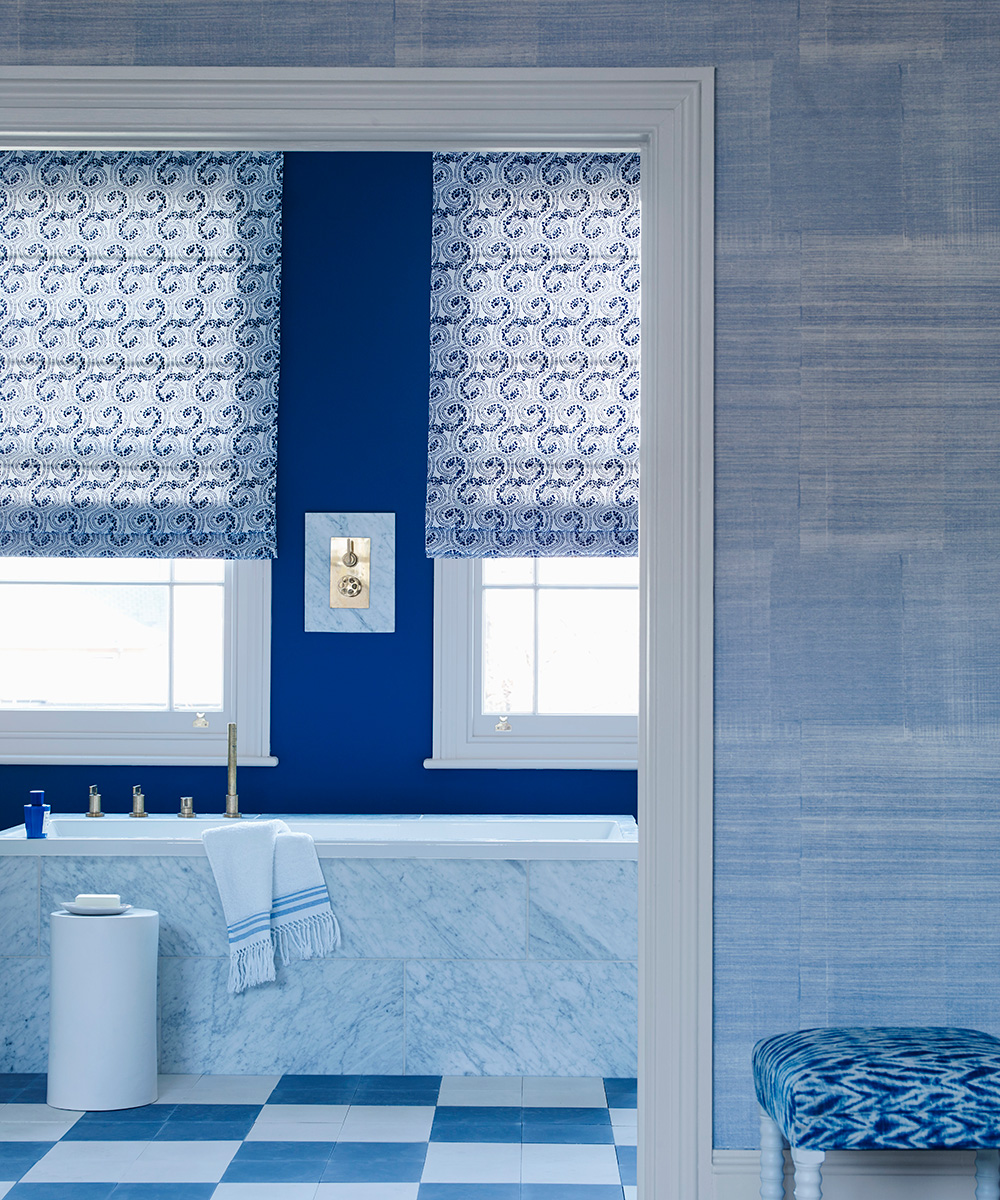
[759,1108,785,1200]
[790,1147,824,1200]
[976,1148,1000,1200]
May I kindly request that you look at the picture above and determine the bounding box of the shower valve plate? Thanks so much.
[329,537,371,609]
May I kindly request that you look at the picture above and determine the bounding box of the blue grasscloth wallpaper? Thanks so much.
[2,0,998,1151]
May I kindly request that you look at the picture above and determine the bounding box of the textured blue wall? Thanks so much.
[4,0,999,1151]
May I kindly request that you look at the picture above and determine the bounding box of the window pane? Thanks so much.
[0,584,169,708]
[172,560,226,582]
[173,585,225,708]
[536,557,640,587]
[536,589,639,714]
[482,559,535,586]
[0,558,170,583]
[482,588,535,714]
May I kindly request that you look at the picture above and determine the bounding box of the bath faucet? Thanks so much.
[225,722,240,818]
[130,785,147,818]
[86,785,103,818]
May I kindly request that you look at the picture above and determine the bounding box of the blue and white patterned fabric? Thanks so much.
[426,151,640,558]
[0,151,281,558]
[754,1026,1000,1150]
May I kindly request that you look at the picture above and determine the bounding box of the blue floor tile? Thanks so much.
[430,1106,522,1142]
[6,1186,116,1199]
[159,1104,260,1122]
[418,1187,521,1199]
[267,1074,361,1104]
[323,1140,428,1182]
[230,1140,335,1160]
[603,1078,637,1108]
[521,1187,625,1199]
[616,1144,637,1186]
[521,1121,615,1143]
[522,1108,611,1126]
[0,1074,43,1101]
[353,1076,442,1104]
[152,1119,259,1141]
[109,1186,217,1199]
[0,1142,56,1175]
[61,1110,170,1141]
[220,1156,333,1184]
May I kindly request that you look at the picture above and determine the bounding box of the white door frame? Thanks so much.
[0,66,715,1199]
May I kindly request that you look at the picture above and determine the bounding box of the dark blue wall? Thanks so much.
[0,151,638,830]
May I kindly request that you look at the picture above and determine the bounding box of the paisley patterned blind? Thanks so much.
[426,151,639,558]
[0,151,281,558]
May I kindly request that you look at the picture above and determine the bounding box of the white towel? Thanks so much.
[203,819,285,993]
[202,820,340,993]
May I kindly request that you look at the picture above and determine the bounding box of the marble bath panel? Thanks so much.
[0,857,39,956]
[160,956,404,1075]
[321,857,527,959]
[0,955,48,1072]
[527,860,636,961]
[404,960,637,1077]
[40,856,226,958]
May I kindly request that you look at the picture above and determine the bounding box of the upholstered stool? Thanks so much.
[753,1027,1000,1199]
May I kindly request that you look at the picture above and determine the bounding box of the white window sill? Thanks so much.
[423,757,637,770]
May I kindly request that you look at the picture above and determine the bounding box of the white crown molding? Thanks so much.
[0,68,715,1199]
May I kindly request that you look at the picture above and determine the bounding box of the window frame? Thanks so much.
[426,558,638,769]
[0,559,275,766]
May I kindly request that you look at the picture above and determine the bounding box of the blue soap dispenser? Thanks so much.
[24,789,51,839]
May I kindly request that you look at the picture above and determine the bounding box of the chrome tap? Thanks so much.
[224,722,240,818]
[86,784,103,818]
[179,796,196,818]
[130,784,147,818]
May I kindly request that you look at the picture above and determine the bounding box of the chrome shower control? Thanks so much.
[338,574,363,599]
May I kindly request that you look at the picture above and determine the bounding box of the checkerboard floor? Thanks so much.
[0,1073,638,1199]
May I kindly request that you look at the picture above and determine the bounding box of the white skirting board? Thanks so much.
[712,1149,978,1200]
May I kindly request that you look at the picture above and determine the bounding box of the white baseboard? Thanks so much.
[712,1148,978,1199]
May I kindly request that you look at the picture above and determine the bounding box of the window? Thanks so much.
[0,558,273,765]
[426,557,638,769]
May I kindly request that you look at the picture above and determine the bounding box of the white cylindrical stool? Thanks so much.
[48,908,158,1111]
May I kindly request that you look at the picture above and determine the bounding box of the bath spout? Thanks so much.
[225,722,240,818]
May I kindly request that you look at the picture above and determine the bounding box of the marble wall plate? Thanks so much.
[305,512,395,633]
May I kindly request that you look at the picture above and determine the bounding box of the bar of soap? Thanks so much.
[75,893,120,908]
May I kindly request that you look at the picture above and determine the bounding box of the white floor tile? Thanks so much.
[154,1073,202,1102]
[0,1183,13,1199]
[0,1120,83,1141]
[258,1103,350,1124]
[613,1124,637,1145]
[245,1120,345,1141]
[610,1106,637,1126]
[624,1187,637,1200]
[521,1142,622,1184]
[176,1074,280,1104]
[118,1138,241,1182]
[212,1186,319,1199]
[437,1076,522,1106]
[337,1105,435,1142]
[316,1187,420,1200]
[421,1141,521,1183]
[521,1077,608,1107]
[1,1103,84,1123]
[20,1139,147,1183]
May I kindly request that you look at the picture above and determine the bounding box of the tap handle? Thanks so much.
[130,784,147,818]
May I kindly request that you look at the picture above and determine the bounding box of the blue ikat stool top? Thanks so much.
[753,1027,1000,1200]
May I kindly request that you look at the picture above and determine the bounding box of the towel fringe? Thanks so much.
[228,936,276,994]
[273,909,341,966]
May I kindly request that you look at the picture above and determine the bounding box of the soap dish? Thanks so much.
[59,901,132,916]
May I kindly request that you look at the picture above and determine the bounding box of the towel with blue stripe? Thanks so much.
[203,819,341,993]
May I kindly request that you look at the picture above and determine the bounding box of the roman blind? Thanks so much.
[0,150,281,558]
[426,151,640,558]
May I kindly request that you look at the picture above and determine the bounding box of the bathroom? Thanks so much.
[0,145,641,1197]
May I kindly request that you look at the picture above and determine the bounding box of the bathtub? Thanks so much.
[0,813,638,859]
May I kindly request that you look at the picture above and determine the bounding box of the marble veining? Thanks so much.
[528,859,637,960]
[404,959,638,1077]
[0,857,39,956]
[321,857,527,958]
[40,856,226,957]
[0,955,48,1072]
[304,511,395,633]
[160,956,405,1075]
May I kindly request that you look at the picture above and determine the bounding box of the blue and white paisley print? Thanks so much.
[426,151,640,558]
[0,151,281,558]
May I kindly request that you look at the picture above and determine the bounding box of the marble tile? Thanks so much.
[176,1076,280,1104]
[528,861,636,961]
[41,856,226,957]
[322,859,526,959]
[160,957,404,1075]
[0,956,49,1072]
[0,858,39,956]
[118,1138,241,1182]
[521,1078,607,1108]
[436,1077,522,1106]
[405,961,637,1077]
[304,512,395,633]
